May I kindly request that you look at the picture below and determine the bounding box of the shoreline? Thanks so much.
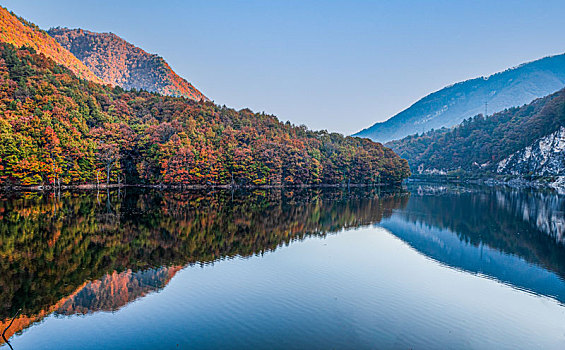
[0,182,404,193]
[407,174,565,193]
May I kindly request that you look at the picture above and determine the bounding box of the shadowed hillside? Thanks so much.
[48,27,208,101]
[387,88,565,176]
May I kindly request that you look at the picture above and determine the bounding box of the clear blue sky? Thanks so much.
[4,0,565,134]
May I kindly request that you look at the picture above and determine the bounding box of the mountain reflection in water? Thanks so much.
[0,187,407,343]
[1,183,564,347]
[381,183,565,303]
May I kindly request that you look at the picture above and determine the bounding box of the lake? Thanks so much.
[1,183,564,349]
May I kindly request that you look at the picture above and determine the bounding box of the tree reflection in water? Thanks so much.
[3,183,563,345]
[0,187,407,343]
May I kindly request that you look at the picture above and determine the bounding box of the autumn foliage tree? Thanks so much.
[91,123,134,186]
[0,43,410,187]
[387,88,565,174]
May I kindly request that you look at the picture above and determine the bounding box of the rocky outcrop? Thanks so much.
[497,126,565,176]
[415,164,448,175]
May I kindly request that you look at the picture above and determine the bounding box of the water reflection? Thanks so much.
[381,183,565,303]
[2,183,565,347]
[0,187,407,343]
[55,267,182,316]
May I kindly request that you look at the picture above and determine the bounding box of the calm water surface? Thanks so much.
[1,183,564,349]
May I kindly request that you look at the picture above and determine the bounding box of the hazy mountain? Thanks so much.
[355,53,565,143]
[48,27,208,101]
[0,6,101,83]
[387,88,565,176]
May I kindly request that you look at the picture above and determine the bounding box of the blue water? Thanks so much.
[2,185,565,349]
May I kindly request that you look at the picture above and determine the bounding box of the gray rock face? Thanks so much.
[497,126,565,176]
[355,53,565,143]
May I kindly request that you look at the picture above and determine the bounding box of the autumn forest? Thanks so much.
[0,43,410,188]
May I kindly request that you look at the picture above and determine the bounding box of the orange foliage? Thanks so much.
[0,6,102,84]
[48,28,207,101]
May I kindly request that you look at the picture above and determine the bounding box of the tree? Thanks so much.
[91,123,135,186]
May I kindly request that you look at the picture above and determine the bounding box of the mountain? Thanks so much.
[0,6,101,83]
[0,8,207,100]
[354,53,565,143]
[0,43,409,187]
[47,27,208,101]
[386,88,565,176]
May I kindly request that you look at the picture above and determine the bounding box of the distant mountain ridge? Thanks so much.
[48,27,208,101]
[355,53,565,143]
[0,6,102,83]
[387,87,565,177]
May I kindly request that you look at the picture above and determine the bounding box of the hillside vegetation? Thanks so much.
[0,44,409,187]
[387,88,565,174]
[48,27,208,101]
[0,6,102,84]
[355,53,565,143]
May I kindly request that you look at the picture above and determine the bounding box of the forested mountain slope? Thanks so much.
[387,88,565,175]
[48,27,208,101]
[355,53,565,143]
[0,6,102,83]
[0,44,409,187]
